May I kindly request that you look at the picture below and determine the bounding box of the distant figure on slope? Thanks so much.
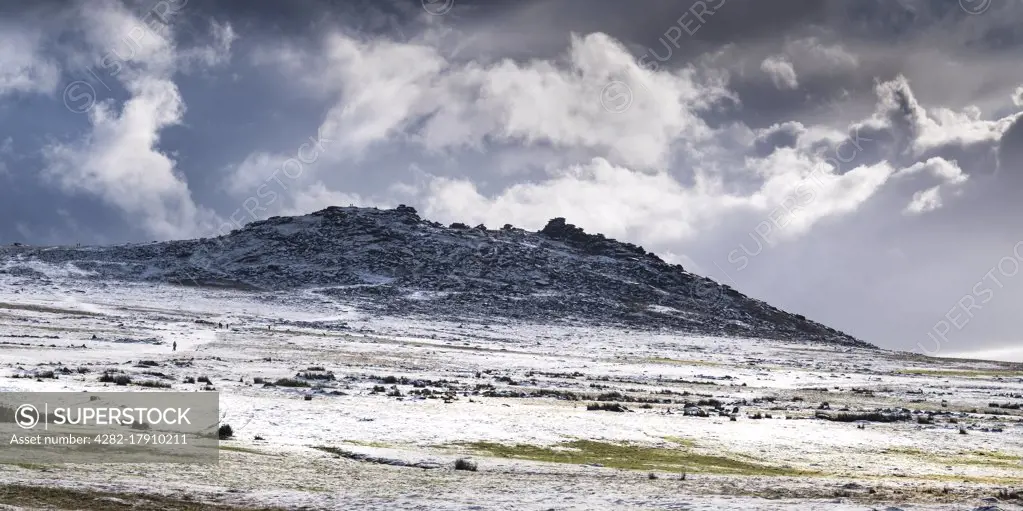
[172,341,177,351]
[218,322,223,329]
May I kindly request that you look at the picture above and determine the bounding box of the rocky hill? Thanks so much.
[0,205,870,347]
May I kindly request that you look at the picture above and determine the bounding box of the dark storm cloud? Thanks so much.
[180,0,416,38]
[751,122,805,158]
[5,0,1023,358]
[444,0,832,64]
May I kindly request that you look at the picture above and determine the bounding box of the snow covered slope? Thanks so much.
[0,205,867,347]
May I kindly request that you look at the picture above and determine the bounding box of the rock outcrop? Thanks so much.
[0,206,870,347]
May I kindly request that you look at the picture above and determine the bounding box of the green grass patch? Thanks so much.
[661,436,696,449]
[0,484,286,511]
[463,439,807,476]
[342,440,393,448]
[969,450,1021,461]
[882,446,927,456]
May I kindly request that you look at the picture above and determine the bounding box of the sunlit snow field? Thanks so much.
[1,265,1022,510]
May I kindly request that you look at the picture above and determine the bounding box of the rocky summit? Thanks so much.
[0,205,868,347]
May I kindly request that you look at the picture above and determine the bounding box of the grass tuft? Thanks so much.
[464,440,806,476]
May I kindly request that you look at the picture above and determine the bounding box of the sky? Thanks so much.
[2,0,1023,358]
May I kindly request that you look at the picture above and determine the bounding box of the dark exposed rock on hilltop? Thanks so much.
[541,218,652,258]
[0,205,870,347]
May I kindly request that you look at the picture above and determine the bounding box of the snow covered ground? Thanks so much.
[1,267,1022,510]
